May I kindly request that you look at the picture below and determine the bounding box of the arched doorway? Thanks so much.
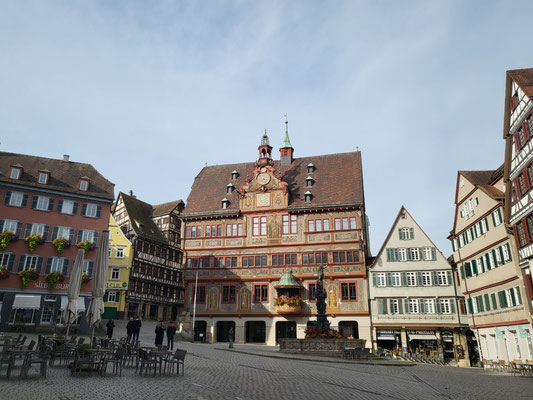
[276,321,296,343]
[339,321,359,338]
[194,320,207,342]
[245,321,266,343]
[466,329,481,367]
[216,321,236,342]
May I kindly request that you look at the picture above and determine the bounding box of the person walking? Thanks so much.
[132,316,142,343]
[166,321,176,350]
[126,317,135,343]
[106,319,115,339]
[155,321,164,348]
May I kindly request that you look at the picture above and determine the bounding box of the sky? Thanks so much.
[1,0,533,255]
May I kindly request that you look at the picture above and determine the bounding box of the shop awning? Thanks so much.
[408,334,437,341]
[60,297,86,312]
[377,335,396,341]
[12,295,41,309]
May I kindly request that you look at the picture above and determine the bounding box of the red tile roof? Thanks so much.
[0,151,114,200]
[507,68,533,98]
[183,151,364,217]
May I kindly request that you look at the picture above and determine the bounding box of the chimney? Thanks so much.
[63,154,70,162]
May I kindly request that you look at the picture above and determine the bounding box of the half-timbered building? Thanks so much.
[503,68,533,322]
[182,123,371,346]
[112,192,184,321]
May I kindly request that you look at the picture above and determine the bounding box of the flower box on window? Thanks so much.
[24,234,45,253]
[52,238,71,255]
[45,271,65,291]
[81,272,91,284]
[0,265,9,280]
[77,240,96,254]
[274,295,302,314]
[19,268,39,289]
[0,231,18,251]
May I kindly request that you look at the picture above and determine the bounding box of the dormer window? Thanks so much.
[38,171,49,184]
[304,191,312,202]
[227,183,235,194]
[222,198,230,209]
[232,170,239,180]
[10,167,21,180]
[307,163,315,174]
[79,179,89,191]
[306,176,314,187]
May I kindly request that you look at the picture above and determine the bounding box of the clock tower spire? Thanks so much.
[258,129,273,167]
[280,114,294,165]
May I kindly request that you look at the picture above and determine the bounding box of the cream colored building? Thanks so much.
[103,214,132,320]
[370,207,468,364]
[449,168,533,365]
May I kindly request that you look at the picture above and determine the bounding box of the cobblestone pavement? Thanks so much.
[1,338,531,400]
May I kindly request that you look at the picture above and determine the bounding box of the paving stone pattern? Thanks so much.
[1,323,531,400]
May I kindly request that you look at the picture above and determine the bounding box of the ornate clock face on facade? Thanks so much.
[257,173,271,186]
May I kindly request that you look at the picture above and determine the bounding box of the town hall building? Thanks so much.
[182,121,371,346]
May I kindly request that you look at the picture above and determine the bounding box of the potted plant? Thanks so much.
[0,265,9,280]
[77,240,95,254]
[0,231,17,251]
[52,238,70,255]
[304,326,343,339]
[24,234,45,253]
[81,272,91,284]
[45,271,65,290]
[19,268,39,289]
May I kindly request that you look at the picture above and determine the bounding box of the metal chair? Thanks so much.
[0,350,15,379]
[100,348,126,377]
[137,349,158,376]
[20,345,51,379]
[164,349,187,376]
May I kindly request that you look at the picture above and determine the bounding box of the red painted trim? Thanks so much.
[452,204,502,237]
[523,219,531,244]
[184,239,362,252]
[471,319,529,329]
[339,281,357,301]
[253,283,269,303]
[462,275,518,295]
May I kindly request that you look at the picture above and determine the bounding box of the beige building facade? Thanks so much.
[449,168,533,365]
[370,207,468,365]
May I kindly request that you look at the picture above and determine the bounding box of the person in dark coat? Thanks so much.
[126,318,135,343]
[166,322,177,350]
[106,319,115,339]
[155,321,164,348]
[132,316,142,343]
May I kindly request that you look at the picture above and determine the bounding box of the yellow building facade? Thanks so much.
[103,214,133,320]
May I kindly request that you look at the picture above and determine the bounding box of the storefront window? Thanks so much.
[9,309,37,324]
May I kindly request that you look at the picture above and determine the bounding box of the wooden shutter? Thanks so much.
[43,226,50,241]
[62,259,69,275]
[88,261,94,276]
[4,192,11,204]
[51,227,58,240]
[467,298,473,314]
[464,262,471,277]
[96,205,102,218]
[386,273,392,286]
[47,198,54,211]
[450,299,456,314]
[401,272,408,286]
[45,258,53,274]
[419,299,425,314]
[21,194,28,207]
[460,266,464,280]
[17,255,26,272]
[57,199,63,212]
[93,231,99,246]
[36,256,43,274]
[431,271,438,285]
[409,228,414,239]
[398,300,403,314]
[431,247,436,261]
[471,260,478,275]
[16,222,22,237]
[73,202,79,214]
[69,228,75,243]
[24,223,33,237]
[446,271,452,285]
[81,204,87,216]
[416,271,422,285]
[76,230,82,244]
[7,254,15,271]
[506,243,512,261]
[386,248,393,261]
[435,298,441,314]
[372,273,377,286]
[404,298,410,314]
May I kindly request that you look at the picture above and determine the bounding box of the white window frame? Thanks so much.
[407,272,416,286]
[422,272,431,286]
[10,168,21,179]
[424,299,435,314]
[8,191,24,207]
[85,203,98,218]
[56,227,71,240]
[458,235,464,248]
[35,196,50,211]
[408,247,420,261]
[391,272,401,286]
[466,229,473,242]
[82,260,92,274]
[480,219,488,234]
[398,248,407,261]
[108,246,113,258]
[116,247,125,258]
[439,299,451,314]
[493,210,502,226]
[375,273,386,287]
[80,180,88,191]
[40,303,55,324]
[81,230,96,243]
[60,200,75,214]
[3,219,18,233]
[502,244,511,262]
[399,228,412,240]
[0,252,11,266]
[30,223,46,236]
[437,271,448,286]
[110,268,120,281]
[23,255,39,271]
[423,247,433,261]
[38,172,48,184]
[107,291,118,303]
[408,299,419,314]
[50,257,65,273]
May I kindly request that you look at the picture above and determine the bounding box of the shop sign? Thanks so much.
[32,280,69,291]
[407,330,435,335]
[106,281,128,289]
[377,330,401,335]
